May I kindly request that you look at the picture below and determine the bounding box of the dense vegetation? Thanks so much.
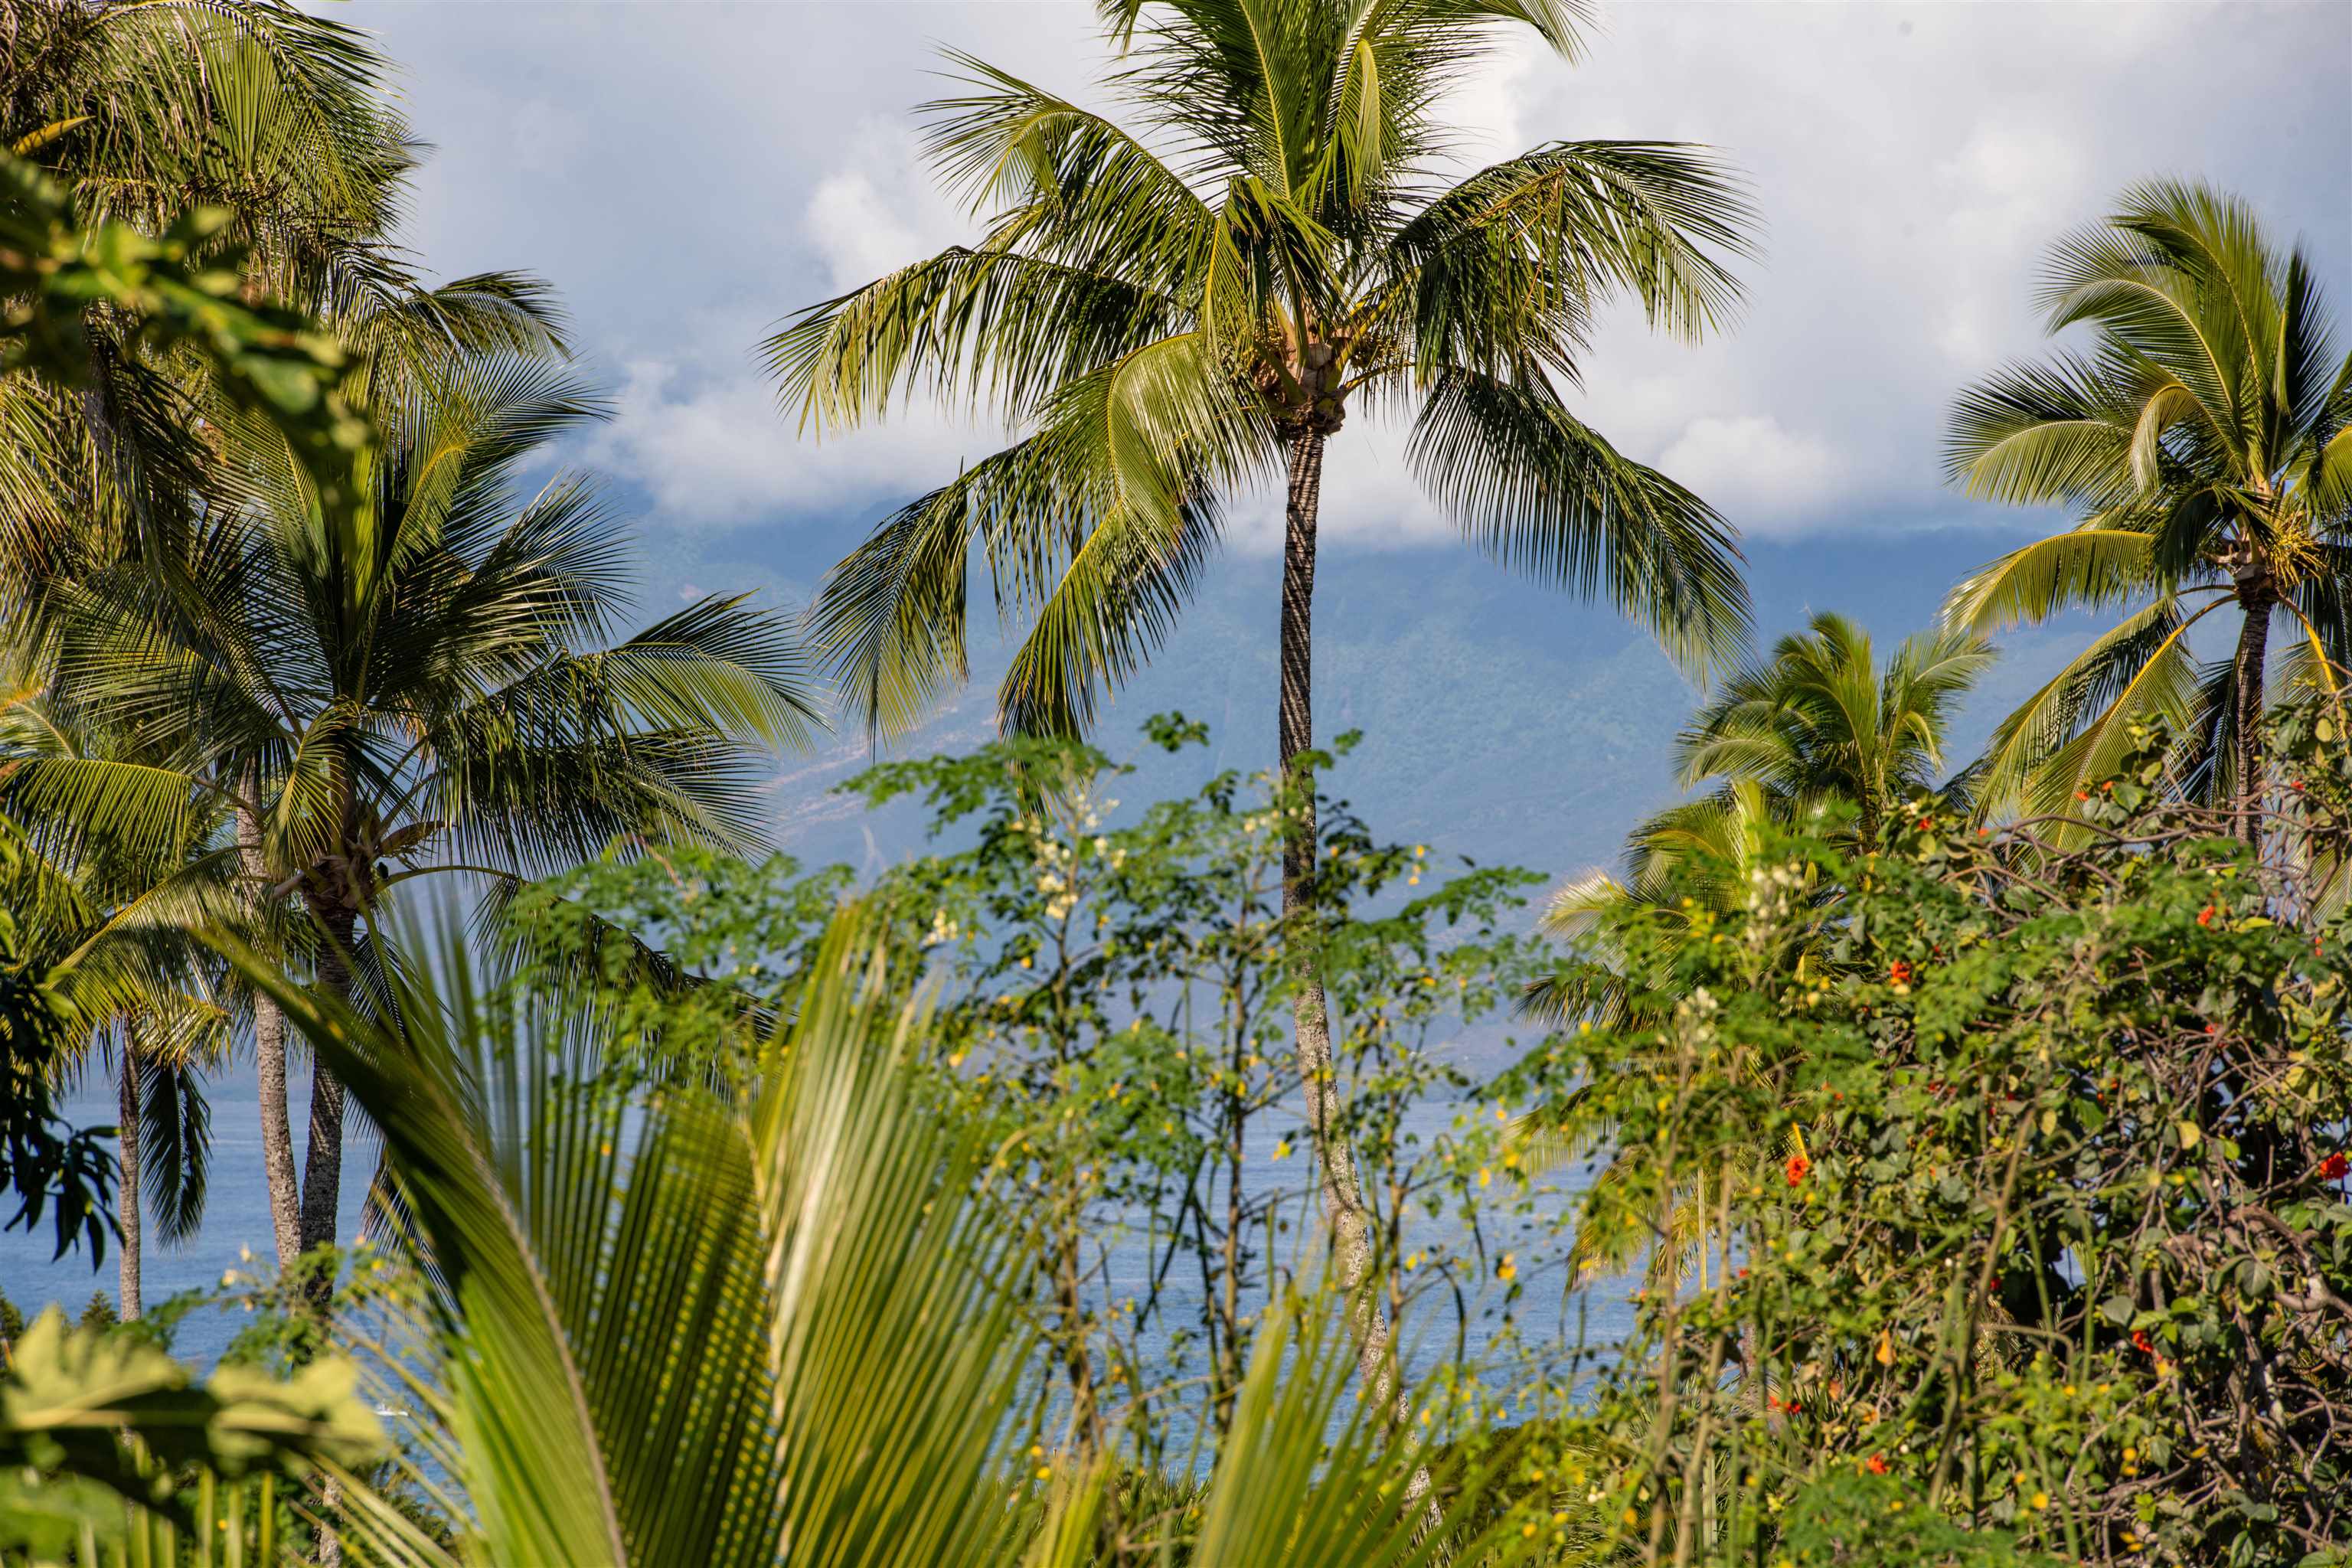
[2,1,2349,1566]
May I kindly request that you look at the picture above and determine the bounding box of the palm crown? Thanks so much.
[772,0,1756,737]
[1944,180,2352,823]
[16,353,818,1261]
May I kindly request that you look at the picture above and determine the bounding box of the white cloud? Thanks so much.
[588,356,1009,531]
[1658,415,1843,534]
[363,0,2350,553]
[804,120,973,290]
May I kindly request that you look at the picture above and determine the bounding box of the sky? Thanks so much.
[352,0,2351,567]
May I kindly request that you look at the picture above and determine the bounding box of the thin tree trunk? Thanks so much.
[2234,584,2274,848]
[297,903,358,1266]
[116,1043,141,1322]
[238,800,305,1271]
[299,902,358,1568]
[1276,430,1404,1411]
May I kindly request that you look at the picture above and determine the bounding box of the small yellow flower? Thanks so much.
[2030,1491,2049,1511]
[1478,1166,1493,1188]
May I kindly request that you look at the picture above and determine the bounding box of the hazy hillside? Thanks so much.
[652,518,2080,892]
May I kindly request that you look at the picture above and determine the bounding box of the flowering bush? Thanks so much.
[1501,724,2352,1565]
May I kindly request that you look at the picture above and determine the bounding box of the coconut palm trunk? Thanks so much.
[115,1042,141,1321]
[2233,579,2273,845]
[1277,427,1403,1413]
[238,798,305,1271]
[297,902,358,1267]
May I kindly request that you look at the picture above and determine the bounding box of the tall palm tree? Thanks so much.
[770,0,1755,1384]
[4,0,568,1276]
[1944,180,2352,835]
[1522,613,1989,1285]
[18,353,822,1281]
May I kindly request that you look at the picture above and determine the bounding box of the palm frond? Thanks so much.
[1942,528,2158,632]
[1409,364,1749,681]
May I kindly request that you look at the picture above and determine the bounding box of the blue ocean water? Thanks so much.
[0,1061,373,1370]
[1,1064,1636,1398]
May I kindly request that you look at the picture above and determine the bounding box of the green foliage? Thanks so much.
[0,1304,386,1564]
[500,721,1560,1486]
[0,831,116,1261]
[0,153,368,499]
[1504,720,2352,1564]
[825,721,1547,1452]
[174,815,1562,1566]
[1530,612,1991,1030]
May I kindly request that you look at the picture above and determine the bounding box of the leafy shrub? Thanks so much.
[1503,727,2352,1564]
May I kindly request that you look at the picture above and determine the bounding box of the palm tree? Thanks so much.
[1523,612,1990,1284]
[1944,180,2352,836]
[18,353,822,1283]
[4,0,567,1276]
[0,668,240,1319]
[770,0,1754,1385]
[2,0,560,594]
[1532,612,1990,1021]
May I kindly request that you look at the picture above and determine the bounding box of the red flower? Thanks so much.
[2132,1329,2154,1355]
[2075,789,2091,802]
[2203,1023,2221,1036]
[1916,815,1935,831]
[1785,1153,1811,1187]
[1888,959,1914,985]
[2320,1152,2350,1181]
[1865,1454,1889,1475]
[2292,779,2308,792]
[2198,905,2217,927]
